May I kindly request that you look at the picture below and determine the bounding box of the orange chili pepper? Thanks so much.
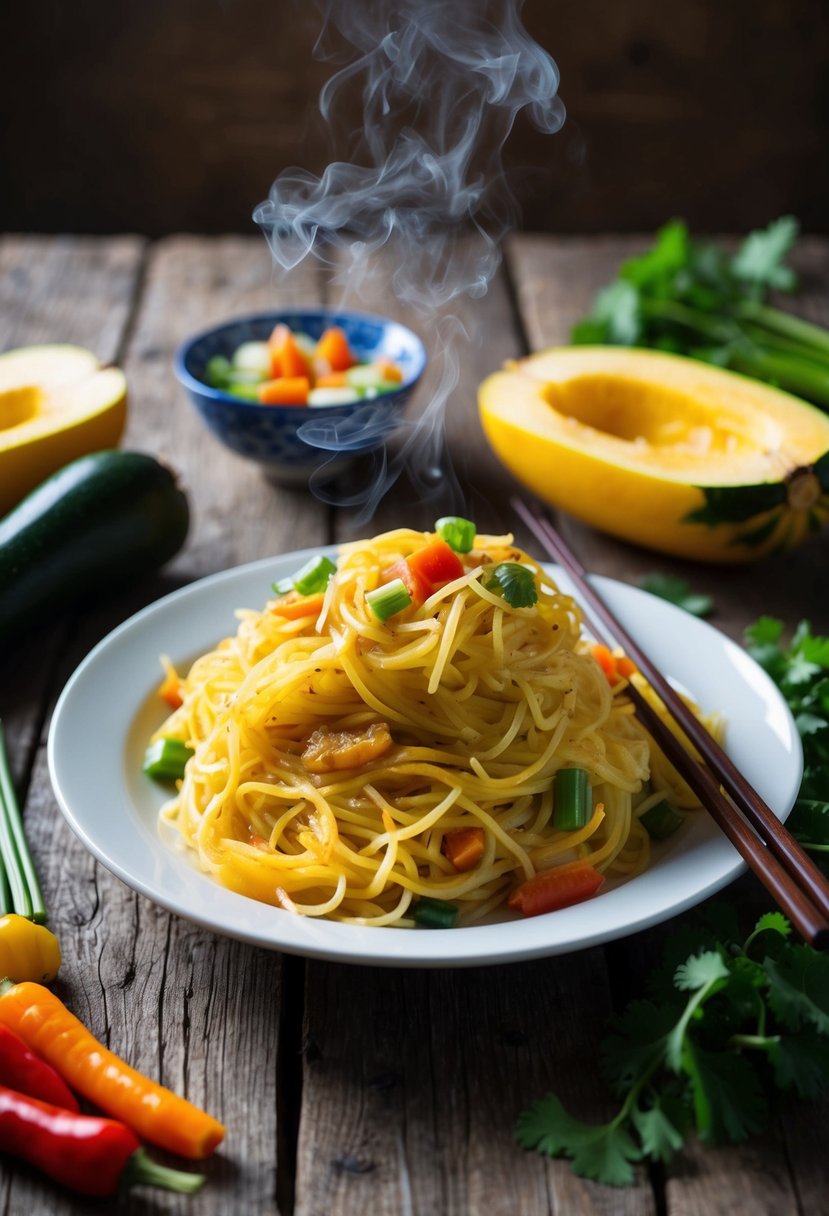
[0,980,225,1160]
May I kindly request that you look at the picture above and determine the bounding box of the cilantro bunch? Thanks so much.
[572,217,829,409]
[745,618,829,864]
[517,911,829,1186]
[517,616,829,1186]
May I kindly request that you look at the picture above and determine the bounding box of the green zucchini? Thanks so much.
[0,450,190,639]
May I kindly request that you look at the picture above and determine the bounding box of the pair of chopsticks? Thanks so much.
[512,498,829,950]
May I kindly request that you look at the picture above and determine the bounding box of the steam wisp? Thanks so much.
[254,0,564,515]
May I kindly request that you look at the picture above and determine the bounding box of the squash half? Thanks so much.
[0,345,127,515]
[479,346,829,562]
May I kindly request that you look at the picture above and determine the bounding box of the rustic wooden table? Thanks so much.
[1,232,827,1215]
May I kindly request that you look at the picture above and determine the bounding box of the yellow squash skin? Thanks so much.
[479,346,829,562]
[0,345,127,514]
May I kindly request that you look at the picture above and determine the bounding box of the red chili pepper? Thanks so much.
[0,1084,205,1197]
[0,1024,79,1111]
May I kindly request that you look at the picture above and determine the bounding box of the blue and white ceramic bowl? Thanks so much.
[175,309,427,485]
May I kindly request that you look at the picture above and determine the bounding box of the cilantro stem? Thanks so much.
[735,301,829,357]
[730,348,829,406]
[729,1033,780,1052]
[640,299,737,342]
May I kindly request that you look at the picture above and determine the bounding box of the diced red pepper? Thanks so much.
[382,557,432,606]
[507,861,604,917]
[406,538,464,592]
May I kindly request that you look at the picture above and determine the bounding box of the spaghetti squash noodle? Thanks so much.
[151,526,717,927]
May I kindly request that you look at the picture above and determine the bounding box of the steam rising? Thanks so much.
[254,0,564,514]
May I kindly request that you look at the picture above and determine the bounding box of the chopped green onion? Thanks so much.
[553,767,592,831]
[640,800,685,840]
[292,555,337,596]
[0,720,47,922]
[272,575,295,595]
[143,737,194,782]
[226,382,261,401]
[366,578,412,622]
[205,354,232,387]
[414,897,459,928]
[435,515,476,553]
[482,562,538,608]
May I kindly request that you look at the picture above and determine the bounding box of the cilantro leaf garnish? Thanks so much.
[731,215,799,292]
[516,1094,642,1186]
[516,911,829,1186]
[482,561,538,608]
[638,573,713,617]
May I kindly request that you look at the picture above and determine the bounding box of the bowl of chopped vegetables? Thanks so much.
[174,309,427,485]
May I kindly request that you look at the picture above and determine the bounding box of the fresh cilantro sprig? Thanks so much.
[745,617,829,860]
[517,913,829,1185]
[638,573,713,618]
[571,217,829,410]
[518,616,829,1186]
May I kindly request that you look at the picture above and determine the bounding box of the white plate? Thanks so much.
[48,549,802,968]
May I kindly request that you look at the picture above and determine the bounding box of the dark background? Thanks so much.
[2,0,827,236]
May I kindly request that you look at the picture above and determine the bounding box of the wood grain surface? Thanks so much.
[0,232,826,1214]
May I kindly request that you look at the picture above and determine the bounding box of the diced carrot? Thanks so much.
[158,669,184,710]
[407,538,464,591]
[374,357,403,383]
[271,591,325,619]
[268,325,311,379]
[590,642,637,685]
[315,371,349,389]
[258,376,311,406]
[590,643,617,682]
[444,826,485,871]
[315,326,358,372]
[507,860,604,917]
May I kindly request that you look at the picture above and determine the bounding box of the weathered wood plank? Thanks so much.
[295,957,655,1216]
[505,234,829,641]
[0,233,145,357]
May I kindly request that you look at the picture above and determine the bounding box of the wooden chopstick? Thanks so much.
[512,498,829,948]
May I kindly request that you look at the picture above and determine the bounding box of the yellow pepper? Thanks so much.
[0,914,61,983]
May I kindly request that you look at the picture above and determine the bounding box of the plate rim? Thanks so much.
[48,548,803,968]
